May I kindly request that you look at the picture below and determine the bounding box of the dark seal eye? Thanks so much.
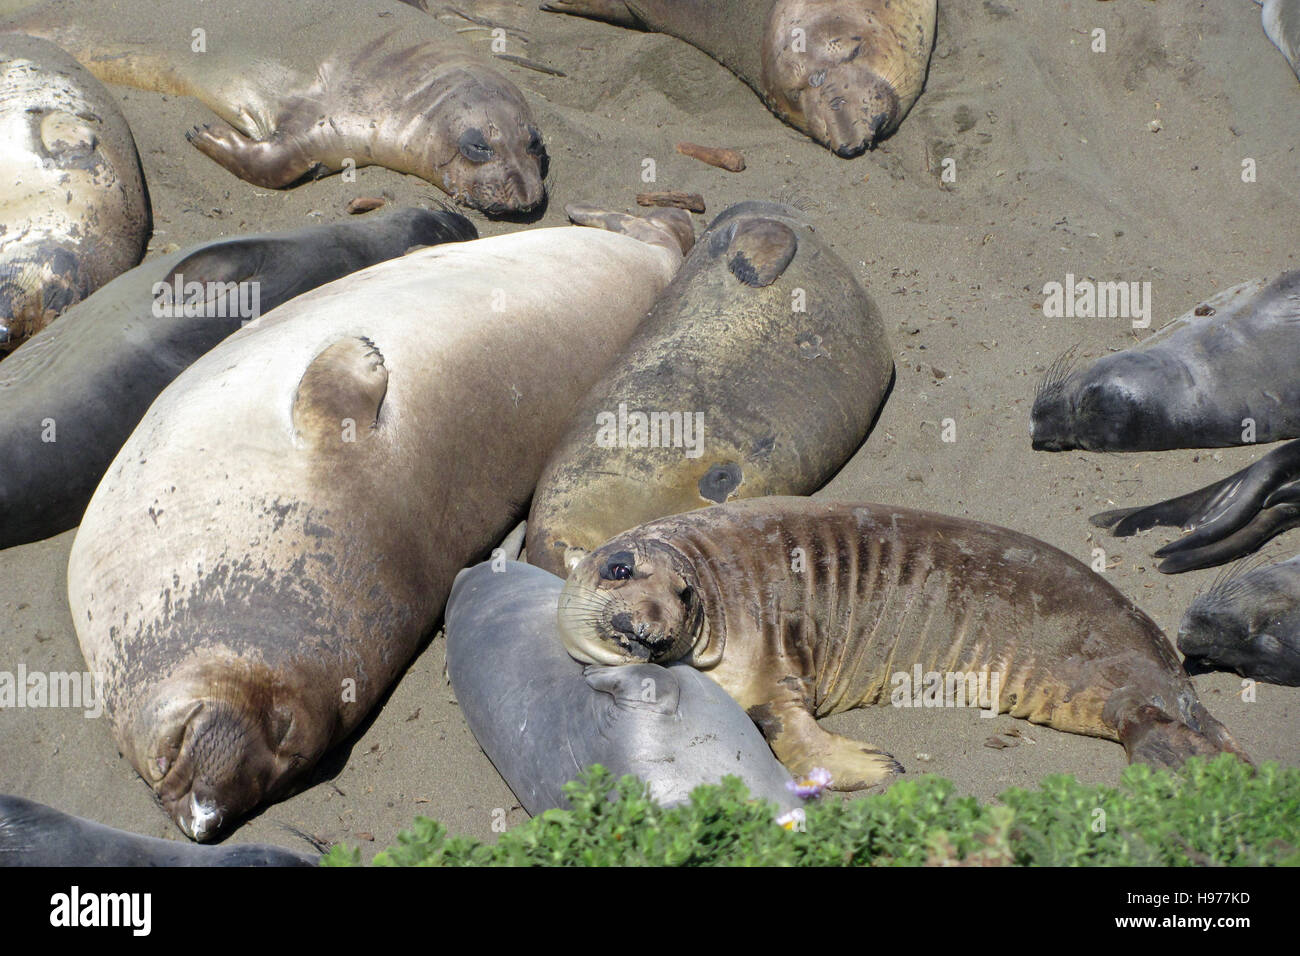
[526,127,545,157]
[458,129,494,162]
[600,551,636,581]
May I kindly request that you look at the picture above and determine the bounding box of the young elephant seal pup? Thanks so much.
[0,33,148,352]
[3,0,547,214]
[559,497,1249,788]
[542,0,936,155]
[0,794,317,866]
[526,200,893,576]
[1031,272,1300,452]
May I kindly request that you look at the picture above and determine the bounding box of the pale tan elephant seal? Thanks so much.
[67,224,683,841]
[0,33,148,352]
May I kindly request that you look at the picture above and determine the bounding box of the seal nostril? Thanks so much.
[611,612,635,636]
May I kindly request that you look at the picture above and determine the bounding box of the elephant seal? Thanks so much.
[1179,556,1300,686]
[445,558,801,813]
[1261,0,1300,80]
[0,794,317,866]
[526,200,893,576]
[67,225,682,841]
[3,0,547,214]
[0,206,475,550]
[1091,439,1300,573]
[541,0,936,155]
[1031,272,1300,452]
[0,33,148,353]
[558,497,1249,788]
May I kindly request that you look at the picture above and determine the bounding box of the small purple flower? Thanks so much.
[786,767,833,799]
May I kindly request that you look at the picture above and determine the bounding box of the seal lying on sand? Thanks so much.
[0,33,148,353]
[1179,556,1300,686]
[558,498,1249,788]
[2,0,547,214]
[67,225,683,841]
[526,200,893,576]
[1091,439,1300,573]
[542,0,936,155]
[0,207,475,551]
[446,558,801,813]
[1261,0,1300,80]
[1031,272,1300,452]
[0,794,316,866]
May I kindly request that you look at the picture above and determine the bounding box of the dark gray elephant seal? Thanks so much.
[558,497,1249,789]
[67,225,681,841]
[0,206,475,551]
[3,0,547,214]
[445,558,801,814]
[541,0,936,155]
[0,794,316,866]
[0,33,148,353]
[1179,556,1300,686]
[526,200,893,576]
[1091,439,1300,573]
[1031,272,1300,452]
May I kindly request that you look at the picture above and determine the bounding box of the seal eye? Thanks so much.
[458,129,494,162]
[679,585,694,605]
[526,128,545,157]
[600,551,636,582]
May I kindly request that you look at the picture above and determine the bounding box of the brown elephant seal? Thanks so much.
[558,497,1249,788]
[526,200,893,576]
[67,224,681,841]
[0,33,148,353]
[3,0,546,214]
[541,0,936,155]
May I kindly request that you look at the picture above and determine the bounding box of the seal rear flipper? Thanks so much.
[292,336,389,446]
[539,0,646,29]
[1111,700,1251,768]
[564,202,694,255]
[1154,505,1300,574]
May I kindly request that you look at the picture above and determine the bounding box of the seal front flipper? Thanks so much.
[747,697,902,791]
[1154,500,1300,574]
[292,337,389,445]
[1091,438,1300,537]
[713,217,798,288]
[186,122,319,189]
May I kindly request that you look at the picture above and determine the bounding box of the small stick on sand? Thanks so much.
[346,197,386,214]
[675,142,745,172]
[637,191,706,213]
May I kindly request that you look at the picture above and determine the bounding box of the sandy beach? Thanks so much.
[0,0,1297,861]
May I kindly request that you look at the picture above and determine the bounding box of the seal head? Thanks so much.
[431,66,547,215]
[1031,347,1181,452]
[558,538,714,667]
[1178,566,1300,685]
